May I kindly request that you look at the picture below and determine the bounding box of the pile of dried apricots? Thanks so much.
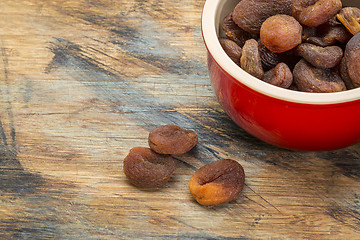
[220,0,360,92]
[123,124,245,206]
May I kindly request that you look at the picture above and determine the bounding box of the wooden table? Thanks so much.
[1,0,359,239]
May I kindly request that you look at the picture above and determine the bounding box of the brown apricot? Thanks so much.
[344,32,360,87]
[123,147,176,188]
[321,24,353,45]
[294,43,343,69]
[337,7,360,35]
[258,40,301,71]
[258,40,280,71]
[148,124,198,155]
[260,14,302,53]
[293,59,346,92]
[240,39,264,79]
[303,21,352,47]
[339,57,355,89]
[292,0,317,20]
[222,12,256,47]
[219,38,242,65]
[298,0,342,27]
[262,63,293,88]
[233,0,293,34]
[188,159,245,206]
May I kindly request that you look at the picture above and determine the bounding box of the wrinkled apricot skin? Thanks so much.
[148,124,198,155]
[188,159,245,206]
[123,147,176,188]
[298,0,342,27]
[258,40,280,71]
[262,63,293,88]
[222,12,256,47]
[233,0,293,34]
[240,39,264,79]
[292,0,317,20]
[302,22,352,47]
[344,32,360,87]
[339,57,355,89]
[293,59,346,92]
[260,14,302,53]
[294,43,343,69]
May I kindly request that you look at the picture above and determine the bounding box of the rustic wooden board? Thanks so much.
[0,0,359,239]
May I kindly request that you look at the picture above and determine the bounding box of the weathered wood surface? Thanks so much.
[0,0,359,239]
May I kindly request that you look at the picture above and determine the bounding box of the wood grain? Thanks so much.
[0,0,359,239]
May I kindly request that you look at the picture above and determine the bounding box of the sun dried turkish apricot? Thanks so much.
[337,7,360,35]
[321,25,352,45]
[318,24,352,46]
[260,14,302,53]
[293,59,346,92]
[262,63,293,88]
[258,40,280,71]
[219,38,242,65]
[148,124,198,155]
[344,32,360,87]
[188,159,245,206]
[240,39,264,79]
[222,12,256,47]
[303,21,352,46]
[292,0,317,20]
[298,0,342,27]
[339,57,355,89]
[294,43,343,69]
[123,147,176,188]
[221,0,360,92]
[233,0,293,34]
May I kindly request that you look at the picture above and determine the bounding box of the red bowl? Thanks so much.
[202,0,360,151]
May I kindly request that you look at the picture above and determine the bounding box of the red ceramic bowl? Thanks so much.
[202,0,360,151]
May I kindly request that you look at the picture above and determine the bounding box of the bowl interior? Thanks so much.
[203,0,360,104]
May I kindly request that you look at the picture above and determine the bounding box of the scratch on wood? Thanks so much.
[246,184,281,213]
[243,195,268,210]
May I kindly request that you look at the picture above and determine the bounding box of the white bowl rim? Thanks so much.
[202,0,360,105]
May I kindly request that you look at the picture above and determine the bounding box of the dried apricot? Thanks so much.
[189,159,245,206]
[337,7,360,35]
[258,39,280,71]
[123,147,176,188]
[240,39,264,79]
[339,57,355,89]
[298,0,342,27]
[260,14,302,53]
[293,59,346,92]
[344,32,360,87]
[222,12,256,47]
[262,63,293,88]
[233,0,293,34]
[219,38,242,65]
[303,21,352,46]
[221,0,360,92]
[148,124,198,155]
[292,0,317,20]
[321,24,352,45]
[294,43,343,69]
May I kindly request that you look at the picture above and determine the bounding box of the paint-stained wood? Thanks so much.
[0,0,359,239]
